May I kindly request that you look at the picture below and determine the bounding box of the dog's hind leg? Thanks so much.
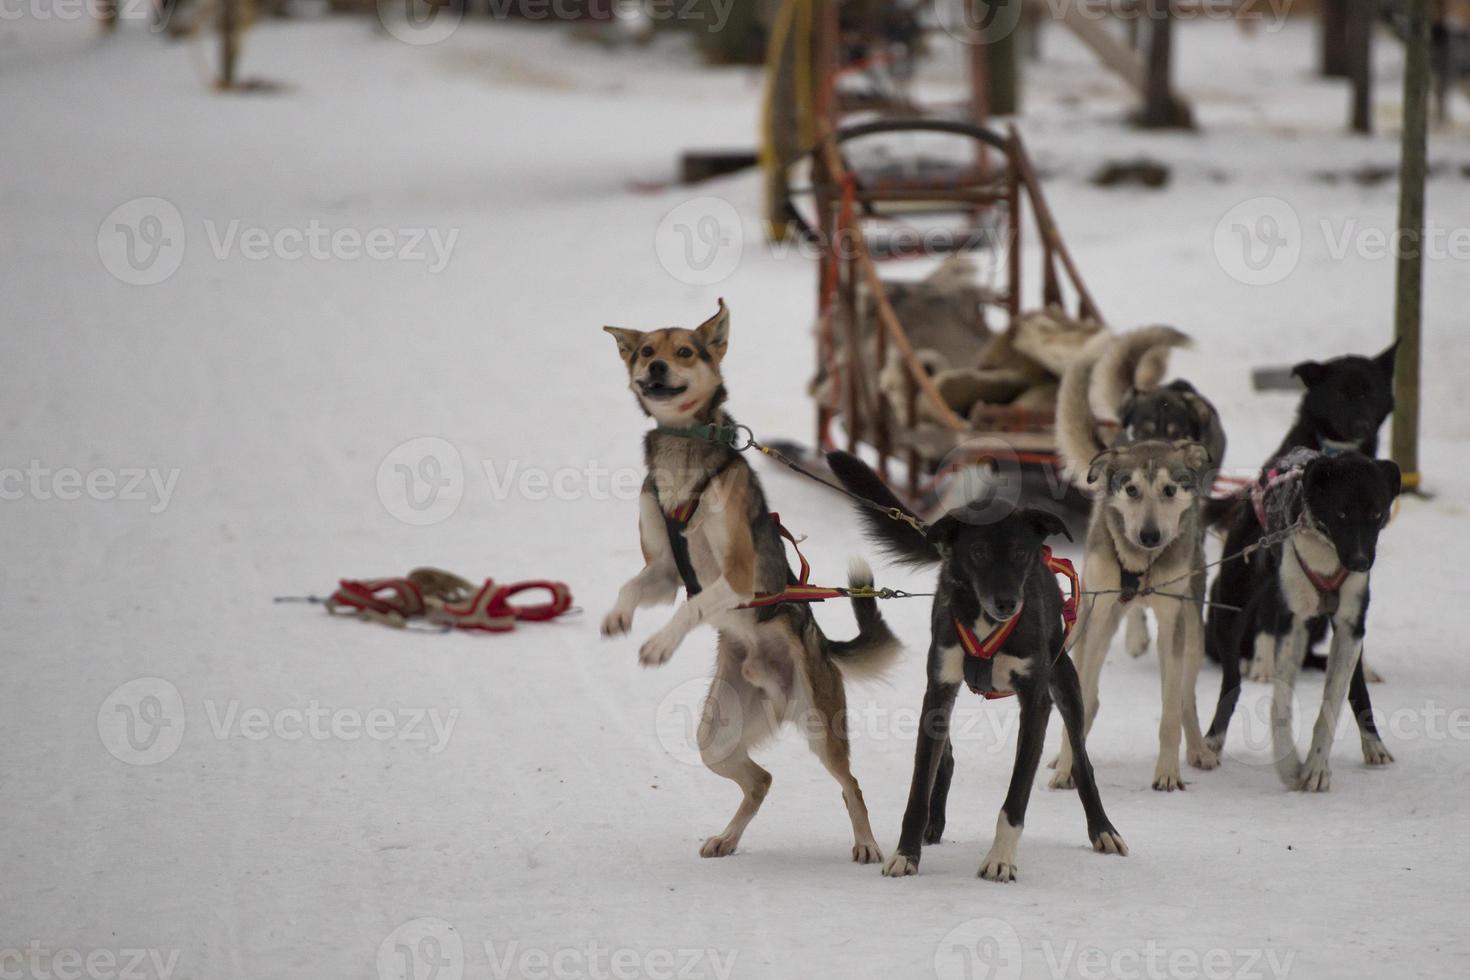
[884,677,958,877]
[1050,652,1128,857]
[1348,654,1393,766]
[979,683,1051,882]
[803,655,882,864]
[1124,607,1151,659]
[697,640,779,858]
[1151,600,1188,791]
[924,740,955,845]
[1050,597,1123,789]
[1206,586,1260,754]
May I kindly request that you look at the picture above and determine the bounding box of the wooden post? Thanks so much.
[1322,0,1352,77]
[1138,0,1189,128]
[219,0,240,90]
[1391,0,1428,491]
[1347,0,1374,133]
[982,0,1019,116]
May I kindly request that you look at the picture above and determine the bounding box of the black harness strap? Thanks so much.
[661,458,736,596]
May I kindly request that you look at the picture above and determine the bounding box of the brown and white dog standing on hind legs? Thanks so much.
[601,300,902,862]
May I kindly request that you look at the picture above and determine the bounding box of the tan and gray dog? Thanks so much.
[601,300,901,861]
[1049,440,1216,791]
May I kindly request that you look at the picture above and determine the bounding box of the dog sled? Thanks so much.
[804,122,1104,511]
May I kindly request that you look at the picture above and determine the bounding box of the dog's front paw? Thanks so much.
[852,841,883,864]
[1188,744,1220,771]
[1091,827,1129,856]
[1246,657,1274,684]
[1048,768,1076,790]
[700,834,740,858]
[639,629,682,667]
[601,606,633,638]
[1363,661,1385,684]
[1298,761,1332,792]
[1362,737,1394,766]
[881,852,918,877]
[1152,768,1186,792]
[977,854,1017,883]
[1204,732,1225,756]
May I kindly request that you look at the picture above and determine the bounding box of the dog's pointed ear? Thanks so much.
[694,299,730,363]
[1374,339,1399,379]
[1376,459,1403,499]
[925,513,965,548]
[1021,508,1072,543]
[1291,360,1328,388]
[1175,440,1213,474]
[1086,448,1119,487]
[603,326,643,365]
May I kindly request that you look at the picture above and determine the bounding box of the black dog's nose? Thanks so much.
[1351,418,1373,437]
[648,359,668,378]
[992,600,1019,620]
[1139,527,1161,548]
[1346,553,1372,573]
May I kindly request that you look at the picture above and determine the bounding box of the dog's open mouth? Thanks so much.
[637,379,688,401]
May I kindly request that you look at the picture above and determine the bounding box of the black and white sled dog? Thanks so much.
[1056,326,1226,662]
[1206,449,1401,790]
[601,301,901,861]
[1053,327,1221,791]
[827,451,1128,883]
[1205,342,1397,701]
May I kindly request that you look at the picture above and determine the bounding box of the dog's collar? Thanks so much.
[1292,541,1347,616]
[1319,437,1359,457]
[654,420,751,450]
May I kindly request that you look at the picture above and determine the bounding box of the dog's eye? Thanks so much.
[1124,485,1139,498]
[677,347,694,359]
[1338,510,1347,520]
[1372,510,1383,523]
[1163,485,1177,498]
[640,346,654,358]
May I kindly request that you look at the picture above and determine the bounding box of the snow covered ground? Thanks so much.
[2,9,1469,980]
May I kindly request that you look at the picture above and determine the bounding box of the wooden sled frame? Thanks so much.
[811,122,1105,501]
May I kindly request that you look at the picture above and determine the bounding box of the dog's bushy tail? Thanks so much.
[826,558,903,680]
[1056,331,1112,487]
[1090,325,1190,421]
[824,450,940,566]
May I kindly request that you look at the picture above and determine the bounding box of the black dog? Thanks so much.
[1206,450,1400,785]
[1206,343,1397,695]
[827,451,1127,882]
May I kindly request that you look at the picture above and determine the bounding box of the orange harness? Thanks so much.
[953,546,1080,699]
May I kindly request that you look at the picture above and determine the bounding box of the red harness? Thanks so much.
[1251,468,1348,613]
[953,547,1080,699]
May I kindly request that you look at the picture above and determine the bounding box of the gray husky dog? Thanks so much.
[1049,440,1217,791]
[601,300,901,861]
[1057,326,1226,662]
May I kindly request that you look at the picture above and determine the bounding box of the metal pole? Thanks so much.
[1391,0,1428,491]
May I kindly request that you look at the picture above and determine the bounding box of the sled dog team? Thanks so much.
[601,301,1401,881]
